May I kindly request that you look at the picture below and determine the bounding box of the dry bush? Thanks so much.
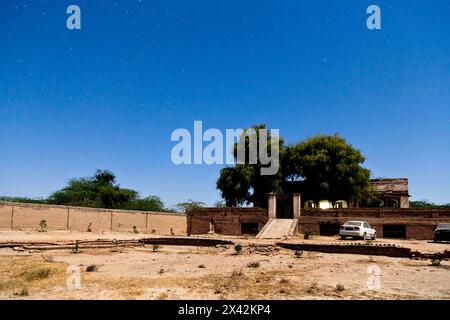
[231,268,244,277]
[156,292,168,300]
[306,281,318,294]
[22,267,51,282]
[247,261,260,268]
[41,255,54,263]
[335,284,345,292]
[86,264,99,272]
[14,287,29,296]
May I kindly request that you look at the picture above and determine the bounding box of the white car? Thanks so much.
[339,221,376,240]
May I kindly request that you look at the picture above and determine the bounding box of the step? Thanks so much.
[256,219,298,239]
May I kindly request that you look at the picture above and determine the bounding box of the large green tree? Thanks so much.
[217,131,373,207]
[120,195,166,212]
[47,170,166,211]
[284,134,372,204]
[216,125,284,208]
[48,170,137,208]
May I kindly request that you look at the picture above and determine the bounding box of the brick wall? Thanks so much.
[299,208,450,240]
[187,207,268,236]
[0,202,187,235]
[188,207,450,240]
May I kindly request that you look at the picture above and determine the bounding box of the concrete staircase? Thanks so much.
[256,218,298,239]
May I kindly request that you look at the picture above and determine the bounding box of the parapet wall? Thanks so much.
[301,208,450,218]
[0,202,186,235]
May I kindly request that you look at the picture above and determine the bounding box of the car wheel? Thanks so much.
[340,235,346,240]
[372,233,377,240]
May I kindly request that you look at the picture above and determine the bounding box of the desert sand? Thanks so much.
[0,231,449,300]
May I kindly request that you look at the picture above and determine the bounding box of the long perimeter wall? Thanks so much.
[0,202,186,235]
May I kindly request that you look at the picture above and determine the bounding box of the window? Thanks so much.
[383,225,406,239]
[319,223,340,236]
[241,222,259,235]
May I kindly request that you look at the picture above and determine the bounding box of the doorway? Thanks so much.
[276,196,293,219]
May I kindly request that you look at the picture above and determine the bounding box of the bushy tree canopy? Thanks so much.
[216,125,284,208]
[175,199,206,212]
[47,170,166,211]
[217,130,373,207]
[284,134,372,203]
[410,201,450,209]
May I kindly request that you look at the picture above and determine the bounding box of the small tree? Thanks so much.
[175,199,206,213]
[39,220,47,232]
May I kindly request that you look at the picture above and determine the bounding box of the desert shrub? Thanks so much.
[304,231,313,240]
[431,259,442,266]
[39,220,47,232]
[133,226,138,234]
[234,243,243,255]
[335,284,345,292]
[294,250,303,258]
[231,268,243,277]
[14,287,29,296]
[42,255,54,262]
[280,278,289,284]
[247,261,260,268]
[306,281,318,293]
[198,264,206,268]
[23,267,51,281]
[152,244,160,252]
[158,268,165,274]
[86,264,99,272]
[156,292,168,300]
[0,281,10,291]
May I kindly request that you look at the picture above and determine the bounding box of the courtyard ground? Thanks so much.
[0,230,449,300]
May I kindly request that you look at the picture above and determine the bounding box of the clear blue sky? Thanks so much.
[1,0,449,208]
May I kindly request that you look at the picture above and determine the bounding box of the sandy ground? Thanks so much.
[0,231,449,300]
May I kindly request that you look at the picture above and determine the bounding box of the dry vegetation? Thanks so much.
[0,233,449,300]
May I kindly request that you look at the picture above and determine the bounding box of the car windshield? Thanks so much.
[345,222,362,226]
[437,224,450,229]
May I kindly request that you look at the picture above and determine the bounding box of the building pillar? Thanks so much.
[268,193,276,219]
[400,196,409,209]
[293,193,301,218]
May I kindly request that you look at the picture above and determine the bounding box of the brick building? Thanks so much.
[187,179,450,240]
